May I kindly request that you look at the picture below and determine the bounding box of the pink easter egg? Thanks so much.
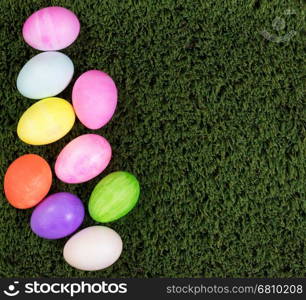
[72,70,118,130]
[55,134,112,184]
[23,6,80,51]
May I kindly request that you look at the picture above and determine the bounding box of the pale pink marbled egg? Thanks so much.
[23,6,80,51]
[72,70,118,130]
[55,134,112,184]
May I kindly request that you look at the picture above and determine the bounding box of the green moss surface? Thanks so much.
[0,0,305,277]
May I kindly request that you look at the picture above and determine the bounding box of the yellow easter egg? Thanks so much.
[17,97,75,145]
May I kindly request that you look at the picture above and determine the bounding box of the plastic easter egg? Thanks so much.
[31,192,84,239]
[17,97,75,145]
[23,6,80,51]
[17,51,74,99]
[63,226,122,271]
[55,134,112,184]
[89,171,140,223]
[72,70,117,129]
[4,154,52,209]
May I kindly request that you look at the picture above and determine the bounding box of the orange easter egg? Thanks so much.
[4,154,52,209]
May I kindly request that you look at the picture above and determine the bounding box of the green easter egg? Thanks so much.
[89,171,140,223]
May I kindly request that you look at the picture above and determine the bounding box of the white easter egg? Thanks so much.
[63,226,123,271]
[17,51,74,99]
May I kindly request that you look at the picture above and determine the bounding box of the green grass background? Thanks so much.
[0,0,305,278]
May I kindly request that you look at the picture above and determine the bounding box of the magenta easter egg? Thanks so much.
[72,70,118,130]
[22,7,80,51]
[55,134,112,184]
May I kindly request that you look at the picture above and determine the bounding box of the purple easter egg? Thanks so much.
[30,192,84,239]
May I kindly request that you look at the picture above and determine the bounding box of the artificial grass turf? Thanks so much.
[0,0,305,278]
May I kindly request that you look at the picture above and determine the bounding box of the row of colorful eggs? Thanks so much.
[17,60,117,132]
[6,6,140,271]
[4,152,140,271]
[5,152,139,271]
[19,6,116,131]
[5,153,140,221]
[19,128,111,183]
[19,6,117,132]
